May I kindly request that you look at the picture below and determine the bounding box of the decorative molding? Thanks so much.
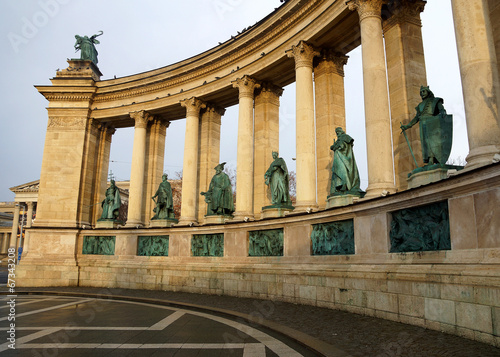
[232,75,261,99]
[382,0,426,31]
[346,0,387,22]
[130,110,153,128]
[47,117,87,130]
[314,50,349,77]
[92,0,323,104]
[286,41,320,70]
[43,93,94,102]
[255,82,283,105]
[180,97,207,117]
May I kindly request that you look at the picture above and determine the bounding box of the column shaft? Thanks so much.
[92,125,114,225]
[348,0,396,197]
[143,119,168,225]
[383,0,426,190]
[254,83,282,217]
[233,76,260,220]
[452,0,500,169]
[10,204,20,248]
[314,52,348,207]
[179,97,206,225]
[126,111,152,227]
[287,41,320,210]
[197,106,223,223]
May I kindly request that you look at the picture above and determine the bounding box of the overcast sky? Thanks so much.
[0,0,467,202]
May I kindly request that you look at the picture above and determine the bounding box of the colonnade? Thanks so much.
[31,0,500,233]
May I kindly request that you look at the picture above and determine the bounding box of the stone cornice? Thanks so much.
[92,0,323,104]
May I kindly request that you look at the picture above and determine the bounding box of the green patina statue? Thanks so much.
[265,151,292,206]
[152,174,175,220]
[99,180,121,221]
[401,86,453,166]
[201,162,235,216]
[74,31,103,64]
[329,127,364,197]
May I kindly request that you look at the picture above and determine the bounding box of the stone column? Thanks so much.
[488,0,500,89]
[126,110,153,227]
[286,41,320,211]
[232,76,261,220]
[179,97,206,225]
[92,124,115,225]
[314,51,348,207]
[347,0,397,197]
[9,204,20,248]
[254,82,283,217]
[197,105,224,223]
[143,118,169,225]
[383,0,426,190]
[451,0,500,169]
[1,233,9,254]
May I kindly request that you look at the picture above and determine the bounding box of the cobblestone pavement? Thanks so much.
[3,287,500,357]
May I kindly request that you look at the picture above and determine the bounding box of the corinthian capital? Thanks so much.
[232,75,261,99]
[180,97,207,117]
[130,110,153,129]
[346,0,387,21]
[286,41,320,70]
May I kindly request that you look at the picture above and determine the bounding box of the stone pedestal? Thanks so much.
[149,218,178,228]
[326,194,360,208]
[204,215,233,224]
[407,165,464,189]
[261,205,295,219]
[96,220,121,229]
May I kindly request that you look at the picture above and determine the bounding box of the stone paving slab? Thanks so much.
[3,287,500,356]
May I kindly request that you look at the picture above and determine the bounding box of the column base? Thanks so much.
[232,212,254,222]
[293,201,319,213]
[464,145,500,171]
[149,218,178,228]
[364,183,397,198]
[204,215,234,224]
[177,217,198,227]
[326,194,361,208]
[261,205,295,218]
[96,220,122,229]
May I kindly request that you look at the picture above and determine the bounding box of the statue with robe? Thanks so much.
[74,31,103,64]
[201,162,235,216]
[99,180,121,221]
[329,127,364,197]
[152,174,175,220]
[264,151,292,206]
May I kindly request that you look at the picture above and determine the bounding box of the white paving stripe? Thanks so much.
[0,297,63,309]
[3,297,306,356]
[0,327,61,353]
[0,298,94,321]
[148,310,185,330]
[18,342,261,350]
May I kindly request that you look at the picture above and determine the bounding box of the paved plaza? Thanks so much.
[0,287,499,356]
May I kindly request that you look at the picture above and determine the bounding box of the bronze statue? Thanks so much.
[264,151,292,206]
[99,180,121,221]
[401,86,453,166]
[152,174,175,220]
[74,31,103,64]
[330,127,363,197]
[201,162,235,216]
